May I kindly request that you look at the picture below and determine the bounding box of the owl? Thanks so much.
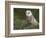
[25,10,39,26]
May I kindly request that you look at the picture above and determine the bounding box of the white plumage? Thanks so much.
[25,10,39,26]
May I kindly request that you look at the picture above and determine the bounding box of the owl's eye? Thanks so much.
[28,12,30,14]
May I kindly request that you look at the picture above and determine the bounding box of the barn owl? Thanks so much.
[25,10,39,26]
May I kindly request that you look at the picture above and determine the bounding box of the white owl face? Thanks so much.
[25,10,32,16]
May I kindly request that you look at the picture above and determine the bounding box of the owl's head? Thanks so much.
[25,10,32,16]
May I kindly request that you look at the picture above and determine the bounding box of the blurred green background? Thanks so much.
[14,8,39,30]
